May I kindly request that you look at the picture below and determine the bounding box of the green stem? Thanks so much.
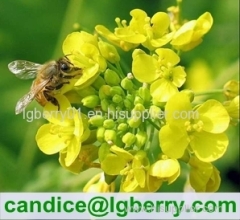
[194,89,223,96]
[146,119,160,130]
[145,125,155,152]
[116,62,126,79]
[107,62,125,79]
[177,0,183,25]
[107,61,119,72]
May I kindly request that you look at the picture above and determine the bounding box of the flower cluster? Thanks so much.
[35,2,239,192]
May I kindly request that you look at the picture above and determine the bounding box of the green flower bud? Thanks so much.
[76,86,96,98]
[117,117,126,124]
[98,41,120,63]
[107,104,116,118]
[89,115,105,127]
[139,86,151,102]
[134,103,145,112]
[127,103,145,128]
[97,127,105,142]
[103,119,116,129]
[134,150,150,168]
[116,105,122,111]
[101,99,110,112]
[104,69,121,86]
[112,94,123,103]
[92,76,106,90]
[121,77,134,91]
[134,96,144,105]
[126,94,134,102]
[149,105,163,120]
[135,150,147,160]
[135,131,147,149]
[117,123,128,132]
[122,132,136,147]
[128,118,142,128]
[99,85,112,99]
[115,136,125,148]
[181,89,194,102]
[104,129,117,143]
[81,95,100,108]
[124,99,133,109]
[110,86,125,96]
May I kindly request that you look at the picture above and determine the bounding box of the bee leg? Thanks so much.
[55,81,70,90]
[51,98,60,111]
[62,75,76,79]
[43,91,60,111]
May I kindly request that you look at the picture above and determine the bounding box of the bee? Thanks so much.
[8,56,82,114]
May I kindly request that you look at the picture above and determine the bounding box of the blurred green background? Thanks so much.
[0,0,239,192]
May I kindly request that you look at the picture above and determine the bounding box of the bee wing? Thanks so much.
[15,79,51,114]
[8,60,42,79]
[15,91,36,115]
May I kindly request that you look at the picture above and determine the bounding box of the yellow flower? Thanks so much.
[189,156,221,192]
[83,172,115,192]
[142,12,174,51]
[149,155,180,185]
[62,31,107,89]
[171,12,213,51]
[132,48,186,102]
[95,9,173,51]
[59,144,98,174]
[36,95,90,166]
[120,151,150,192]
[159,92,230,162]
[95,9,147,51]
[99,144,133,175]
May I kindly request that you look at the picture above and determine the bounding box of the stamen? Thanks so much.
[115,17,122,27]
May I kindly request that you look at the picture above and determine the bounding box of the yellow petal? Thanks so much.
[190,131,228,162]
[146,172,163,192]
[155,48,180,66]
[150,79,178,103]
[36,124,67,154]
[151,12,170,37]
[43,94,72,126]
[132,49,159,83]
[65,137,81,166]
[195,12,213,36]
[164,92,192,125]
[205,166,221,192]
[159,124,189,159]
[115,27,146,43]
[62,32,84,55]
[101,154,127,175]
[149,159,180,179]
[110,145,133,161]
[197,100,230,133]
[172,66,187,87]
